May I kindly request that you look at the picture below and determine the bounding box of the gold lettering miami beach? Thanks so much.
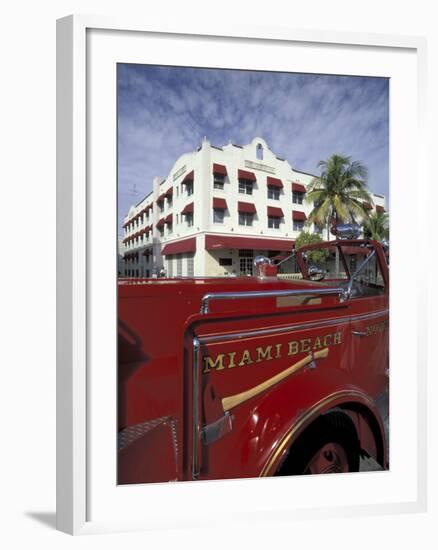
[203,331,342,374]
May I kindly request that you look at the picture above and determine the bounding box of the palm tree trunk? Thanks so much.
[333,211,340,276]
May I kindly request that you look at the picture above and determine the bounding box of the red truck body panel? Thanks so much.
[118,240,389,483]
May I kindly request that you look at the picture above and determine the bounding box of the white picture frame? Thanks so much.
[56,15,427,535]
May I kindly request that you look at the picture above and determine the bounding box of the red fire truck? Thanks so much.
[118,227,389,483]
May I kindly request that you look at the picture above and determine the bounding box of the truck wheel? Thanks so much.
[276,411,360,476]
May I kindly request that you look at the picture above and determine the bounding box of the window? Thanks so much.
[238,179,253,195]
[239,212,254,226]
[256,143,263,160]
[186,213,194,227]
[159,202,164,213]
[186,183,193,196]
[239,250,254,275]
[167,255,173,277]
[167,196,172,207]
[267,186,280,200]
[213,174,225,190]
[176,254,182,276]
[293,220,305,232]
[293,191,304,204]
[186,252,194,277]
[219,258,233,266]
[268,216,280,229]
[213,209,225,224]
[167,223,173,234]
[176,214,179,225]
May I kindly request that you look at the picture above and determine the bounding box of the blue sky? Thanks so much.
[118,64,389,234]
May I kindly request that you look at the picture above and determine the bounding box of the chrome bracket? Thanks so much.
[304,351,318,371]
[201,412,233,445]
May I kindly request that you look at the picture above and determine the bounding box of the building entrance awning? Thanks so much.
[161,237,196,256]
[205,234,294,252]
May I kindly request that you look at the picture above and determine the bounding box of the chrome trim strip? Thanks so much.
[200,287,347,314]
[197,309,389,344]
[192,337,201,480]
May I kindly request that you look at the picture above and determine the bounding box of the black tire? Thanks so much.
[276,411,360,476]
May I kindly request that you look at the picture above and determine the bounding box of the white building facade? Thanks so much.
[121,137,386,278]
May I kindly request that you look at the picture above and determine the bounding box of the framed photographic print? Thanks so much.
[57,15,427,535]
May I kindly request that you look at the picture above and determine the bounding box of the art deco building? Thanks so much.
[122,137,385,277]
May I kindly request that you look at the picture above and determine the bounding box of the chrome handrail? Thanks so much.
[191,337,201,480]
[200,287,347,314]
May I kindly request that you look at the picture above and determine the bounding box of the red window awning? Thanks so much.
[363,202,373,210]
[157,193,166,203]
[213,163,227,176]
[156,218,165,228]
[182,170,194,184]
[165,187,173,197]
[292,210,307,221]
[267,206,284,217]
[376,205,385,213]
[267,176,283,188]
[161,237,197,256]
[142,247,152,257]
[165,214,173,224]
[213,197,228,209]
[205,234,294,252]
[292,182,306,193]
[238,169,256,181]
[181,202,194,215]
[238,201,257,213]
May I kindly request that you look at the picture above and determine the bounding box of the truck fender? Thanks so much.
[237,379,386,476]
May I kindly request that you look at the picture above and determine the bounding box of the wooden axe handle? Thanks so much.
[221,347,329,412]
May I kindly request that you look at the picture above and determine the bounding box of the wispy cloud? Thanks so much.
[118,65,389,233]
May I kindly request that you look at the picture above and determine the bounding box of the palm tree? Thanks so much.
[362,210,389,241]
[306,154,373,240]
